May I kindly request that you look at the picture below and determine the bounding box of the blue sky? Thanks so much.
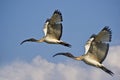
[0,0,120,80]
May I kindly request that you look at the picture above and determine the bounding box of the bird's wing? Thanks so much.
[89,42,109,63]
[43,10,63,40]
[50,10,63,23]
[87,27,112,63]
[94,26,112,42]
[84,34,95,54]
[43,19,49,36]
[45,22,62,40]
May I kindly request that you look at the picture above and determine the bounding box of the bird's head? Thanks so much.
[53,52,75,58]
[20,38,37,45]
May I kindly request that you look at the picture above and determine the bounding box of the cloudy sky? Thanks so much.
[0,0,120,80]
[0,46,120,80]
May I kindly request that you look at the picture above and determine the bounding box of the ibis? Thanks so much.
[53,27,114,76]
[20,10,71,47]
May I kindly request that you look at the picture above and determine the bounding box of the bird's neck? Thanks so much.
[37,38,45,43]
[74,56,84,61]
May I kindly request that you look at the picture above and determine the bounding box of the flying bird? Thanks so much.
[20,10,71,47]
[53,27,114,76]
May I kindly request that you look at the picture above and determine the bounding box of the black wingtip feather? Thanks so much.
[54,9,63,21]
[102,26,112,42]
[54,10,62,16]
[102,26,111,33]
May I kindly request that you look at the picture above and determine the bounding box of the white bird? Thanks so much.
[20,10,71,47]
[53,27,114,76]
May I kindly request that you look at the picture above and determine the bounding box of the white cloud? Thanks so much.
[0,46,120,80]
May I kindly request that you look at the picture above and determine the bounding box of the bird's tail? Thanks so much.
[100,66,114,76]
[59,41,71,48]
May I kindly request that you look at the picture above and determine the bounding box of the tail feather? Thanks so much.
[100,66,114,76]
[59,42,71,48]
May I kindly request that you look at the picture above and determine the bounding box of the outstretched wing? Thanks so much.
[43,10,63,40]
[87,27,112,63]
[43,19,49,36]
[94,26,112,42]
[50,10,63,23]
[89,42,109,63]
[84,35,95,54]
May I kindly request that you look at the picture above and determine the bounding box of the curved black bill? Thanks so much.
[20,38,36,45]
[53,52,74,58]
